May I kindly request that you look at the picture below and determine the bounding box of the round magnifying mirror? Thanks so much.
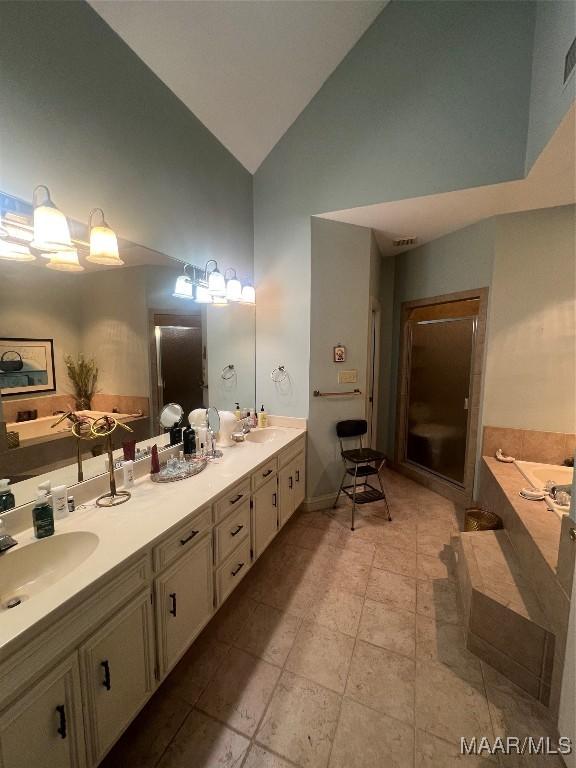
[207,406,220,435]
[159,402,184,430]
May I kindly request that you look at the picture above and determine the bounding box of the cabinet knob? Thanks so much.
[288,476,293,489]
[263,469,273,477]
[231,562,244,577]
[569,528,576,542]
[230,494,243,504]
[231,524,244,537]
[56,705,67,739]
[169,592,177,617]
[272,492,277,507]
[295,470,300,482]
[101,659,111,691]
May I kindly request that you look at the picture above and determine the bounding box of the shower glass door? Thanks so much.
[405,299,479,485]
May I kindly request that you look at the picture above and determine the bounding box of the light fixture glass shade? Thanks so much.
[31,203,74,254]
[208,268,226,296]
[212,295,228,306]
[226,276,242,301]
[45,249,83,272]
[88,225,123,266]
[0,239,36,262]
[173,275,194,299]
[240,284,256,304]
[194,284,213,303]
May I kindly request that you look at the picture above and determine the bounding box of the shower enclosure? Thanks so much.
[396,290,486,499]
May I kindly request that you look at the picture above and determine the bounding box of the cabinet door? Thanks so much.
[252,476,278,559]
[293,451,306,511]
[155,532,213,678]
[278,461,295,529]
[80,589,155,764]
[0,654,85,768]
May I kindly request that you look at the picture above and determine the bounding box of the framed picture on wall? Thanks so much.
[333,345,346,363]
[0,338,56,396]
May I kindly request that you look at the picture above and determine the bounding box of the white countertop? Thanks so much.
[0,426,305,659]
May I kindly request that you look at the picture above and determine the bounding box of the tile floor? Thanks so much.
[102,469,563,768]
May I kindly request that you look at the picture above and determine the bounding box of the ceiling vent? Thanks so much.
[564,36,576,84]
[392,236,418,248]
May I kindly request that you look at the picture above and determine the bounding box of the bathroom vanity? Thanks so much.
[0,425,306,768]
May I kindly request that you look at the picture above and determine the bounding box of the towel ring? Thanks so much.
[221,364,236,381]
[270,365,288,384]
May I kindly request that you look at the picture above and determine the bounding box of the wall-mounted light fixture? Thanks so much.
[87,208,123,266]
[172,263,194,299]
[240,283,256,305]
[225,268,242,302]
[205,260,226,296]
[30,185,74,254]
[46,248,84,272]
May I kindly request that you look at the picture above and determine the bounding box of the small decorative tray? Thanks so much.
[150,458,208,483]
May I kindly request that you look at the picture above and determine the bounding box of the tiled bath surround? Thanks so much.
[102,470,562,768]
[482,427,575,467]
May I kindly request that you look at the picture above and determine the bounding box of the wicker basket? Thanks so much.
[7,431,20,449]
[464,507,502,532]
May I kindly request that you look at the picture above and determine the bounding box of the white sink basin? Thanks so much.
[245,429,285,444]
[0,531,99,608]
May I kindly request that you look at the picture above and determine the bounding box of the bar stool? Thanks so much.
[333,419,392,530]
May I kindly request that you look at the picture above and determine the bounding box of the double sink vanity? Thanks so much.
[0,424,306,768]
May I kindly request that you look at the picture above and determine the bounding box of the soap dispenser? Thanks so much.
[258,405,268,428]
[0,479,15,512]
[33,481,54,539]
[235,403,241,420]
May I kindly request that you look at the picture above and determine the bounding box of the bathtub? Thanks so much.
[515,460,573,518]
[7,410,135,444]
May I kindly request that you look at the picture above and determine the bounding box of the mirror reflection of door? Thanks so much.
[154,314,205,421]
[405,298,479,486]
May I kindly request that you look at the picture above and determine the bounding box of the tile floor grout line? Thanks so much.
[324,534,375,768]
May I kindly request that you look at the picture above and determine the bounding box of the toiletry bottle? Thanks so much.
[52,485,68,520]
[33,483,54,539]
[169,422,182,446]
[0,479,15,512]
[258,405,268,428]
[183,426,196,456]
[67,496,75,514]
[235,403,241,420]
[123,460,135,488]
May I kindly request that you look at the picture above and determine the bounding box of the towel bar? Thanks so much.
[313,389,362,397]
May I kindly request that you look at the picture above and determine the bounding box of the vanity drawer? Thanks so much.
[216,537,251,606]
[214,479,251,523]
[214,498,251,564]
[279,436,306,469]
[252,458,278,491]
[153,506,212,572]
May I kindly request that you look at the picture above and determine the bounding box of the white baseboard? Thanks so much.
[301,493,338,513]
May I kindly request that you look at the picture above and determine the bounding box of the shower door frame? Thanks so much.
[394,287,489,504]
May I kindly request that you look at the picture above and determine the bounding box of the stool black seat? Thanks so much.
[333,419,392,530]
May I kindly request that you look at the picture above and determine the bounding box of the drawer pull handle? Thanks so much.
[169,592,177,617]
[263,469,273,477]
[56,705,67,739]
[296,470,300,482]
[231,562,244,577]
[272,492,277,507]
[101,659,111,691]
[288,476,293,489]
[230,493,243,504]
[180,530,199,546]
[231,524,244,537]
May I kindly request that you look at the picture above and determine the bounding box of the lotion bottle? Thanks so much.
[123,460,135,488]
[258,405,268,428]
[52,485,68,520]
[0,479,15,512]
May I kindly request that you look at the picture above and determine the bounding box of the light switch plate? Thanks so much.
[338,369,358,384]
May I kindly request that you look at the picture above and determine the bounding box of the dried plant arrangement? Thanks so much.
[64,354,99,410]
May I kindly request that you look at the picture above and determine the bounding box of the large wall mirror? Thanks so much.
[0,192,256,508]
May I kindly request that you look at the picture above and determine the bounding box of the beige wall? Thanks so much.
[0,263,83,399]
[484,205,576,434]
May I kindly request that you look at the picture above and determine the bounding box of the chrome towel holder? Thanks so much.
[313,388,362,397]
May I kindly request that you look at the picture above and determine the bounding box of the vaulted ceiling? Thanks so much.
[90,0,386,173]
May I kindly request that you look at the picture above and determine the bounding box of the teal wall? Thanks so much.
[254,0,536,421]
[526,1,576,171]
[0,0,253,277]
